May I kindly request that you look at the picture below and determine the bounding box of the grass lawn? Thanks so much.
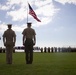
[0,52,76,75]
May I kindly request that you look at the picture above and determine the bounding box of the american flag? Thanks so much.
[28,3,41,22]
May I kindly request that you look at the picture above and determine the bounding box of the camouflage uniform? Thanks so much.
[3,24,16,64]
[22,23,36,64]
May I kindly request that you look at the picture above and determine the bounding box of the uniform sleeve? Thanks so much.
[12,30,16,37]
[33,29,36,35]
[13,31,16,37]
[3,31,6,37]
[22,29,26,35]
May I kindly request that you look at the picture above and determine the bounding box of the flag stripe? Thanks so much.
[28,3,41,22]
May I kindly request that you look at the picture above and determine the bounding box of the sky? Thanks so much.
[0,0,76,48]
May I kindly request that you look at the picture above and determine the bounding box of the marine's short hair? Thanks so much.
[27,22,32,27]
[7,24,12,27]
[27,22,32,24]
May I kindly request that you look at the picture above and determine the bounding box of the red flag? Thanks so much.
[28,3,41,22]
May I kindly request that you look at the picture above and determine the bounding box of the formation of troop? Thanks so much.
[3,23,36,64]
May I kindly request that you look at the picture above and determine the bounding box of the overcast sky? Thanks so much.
[0,0,76,48]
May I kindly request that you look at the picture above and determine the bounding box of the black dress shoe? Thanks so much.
[26,62,29,64]
[29,61,32,64]
[7,63,12,64]
[26,61,32,64]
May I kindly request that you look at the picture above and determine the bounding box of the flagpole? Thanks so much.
[27,1,28,23]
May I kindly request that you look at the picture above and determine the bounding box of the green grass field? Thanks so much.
[0,52,76,75]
